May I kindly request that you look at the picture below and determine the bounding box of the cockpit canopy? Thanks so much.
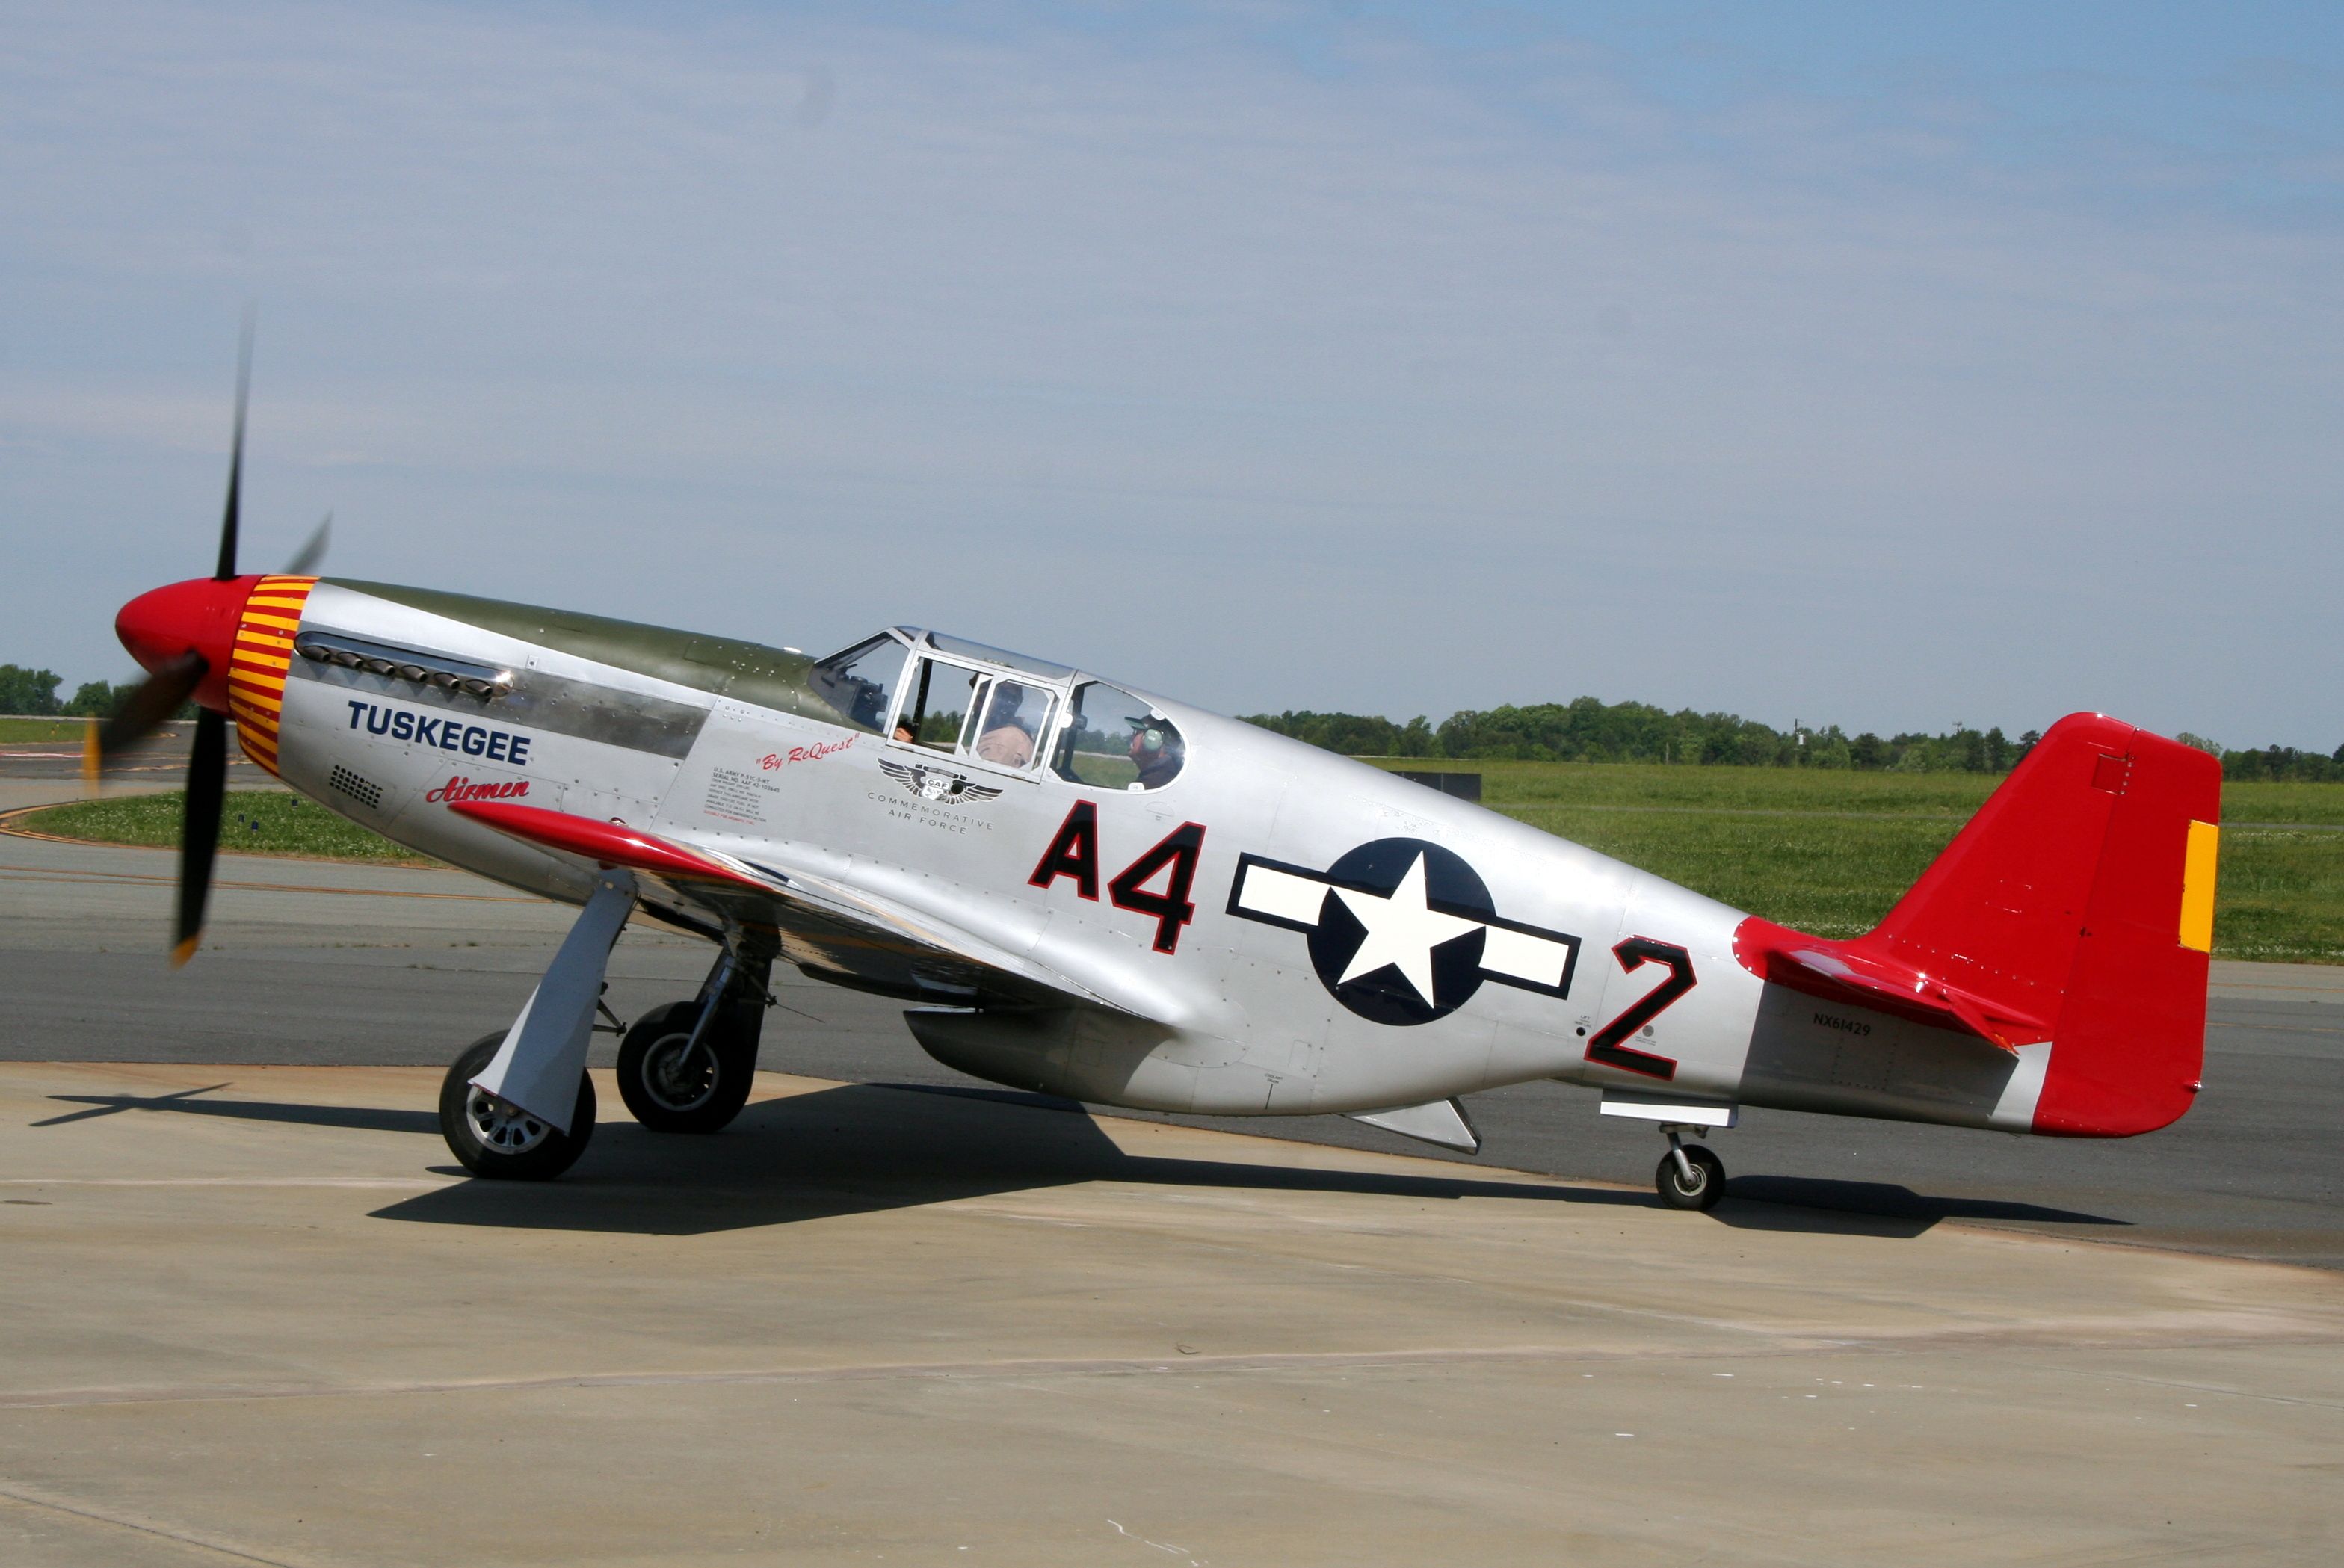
[809,629,1185,791]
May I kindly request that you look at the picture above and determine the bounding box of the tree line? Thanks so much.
[10,659,2334,781]
[1241,699,2344,782]
[0,664,157,720]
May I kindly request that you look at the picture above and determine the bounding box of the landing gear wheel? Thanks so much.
[615,1001,757,1135]
[1656,1143,1725,1212]
[438,1030,596,1181]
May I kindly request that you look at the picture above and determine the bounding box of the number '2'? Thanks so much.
[1584,936,1695,1081]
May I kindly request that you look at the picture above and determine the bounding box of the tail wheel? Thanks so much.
[1656,1143,1725,1212]
[439,1030,596,1181]
[616,1001,758,1135]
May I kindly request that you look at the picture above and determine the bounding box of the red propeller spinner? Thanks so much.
[114,575,264,713]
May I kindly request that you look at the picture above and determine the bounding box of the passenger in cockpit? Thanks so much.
[975,683,1039,768]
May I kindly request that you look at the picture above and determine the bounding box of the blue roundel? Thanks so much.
[1304,838,1495,1026]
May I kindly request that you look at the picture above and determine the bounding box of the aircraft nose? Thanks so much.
[114,575,261,712]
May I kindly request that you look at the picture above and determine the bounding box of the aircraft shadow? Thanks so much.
[28,1081,2126,1242]
[33,1086,437,1137]
[1714,1174,2127,1239]
[371,1081,1650,1236]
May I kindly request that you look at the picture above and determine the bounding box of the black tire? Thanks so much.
[439,1030,596,1180]
[1656,1143,1725,1212]
[615,1000,758,1134]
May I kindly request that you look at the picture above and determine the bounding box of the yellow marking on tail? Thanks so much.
[2180,820,2219,953]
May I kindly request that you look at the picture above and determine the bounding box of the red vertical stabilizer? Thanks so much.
[1734,714,2221,1136]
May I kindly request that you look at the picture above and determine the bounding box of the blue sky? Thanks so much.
[4,1,2340,746]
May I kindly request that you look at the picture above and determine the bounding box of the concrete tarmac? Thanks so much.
[2,820,2340,1267]
[2,1060,2341,1566]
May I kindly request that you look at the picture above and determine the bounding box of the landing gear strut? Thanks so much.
[614,948,771,1135]
[1654,1128,1724,1212]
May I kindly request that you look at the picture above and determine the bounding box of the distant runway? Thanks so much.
[0,729,274,785]
[3,819,2340,1269]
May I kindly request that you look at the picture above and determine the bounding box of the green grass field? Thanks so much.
[0,717,96,744]
[1373,762,2343,963]
[16,765,2338,962]
[16,791,434,865]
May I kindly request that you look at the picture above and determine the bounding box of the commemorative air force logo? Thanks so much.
[878,759,1003,805]
[1227,837,1579,1025]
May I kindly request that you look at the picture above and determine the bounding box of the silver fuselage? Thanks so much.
[268,581,2048,1131]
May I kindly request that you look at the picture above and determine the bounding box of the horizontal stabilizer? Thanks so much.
[1733,918,2047,1052]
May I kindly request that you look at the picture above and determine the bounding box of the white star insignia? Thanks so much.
[1332,852,1482,1004]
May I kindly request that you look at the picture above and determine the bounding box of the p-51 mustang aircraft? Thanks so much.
[90,360,2221,1209]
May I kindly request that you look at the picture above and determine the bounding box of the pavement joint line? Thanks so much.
[2038,1365,2344,1412]
[0,1176,448,1188]
[2209,981,2344,996]
[5,1329,2339,1415]
[0,862,537,903]
[0,1481,308,1568]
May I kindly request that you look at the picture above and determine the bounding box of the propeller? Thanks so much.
[84,314,330,966]
[176,697,228,966]
[283,511,331,577]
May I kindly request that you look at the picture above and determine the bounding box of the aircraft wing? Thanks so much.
[446,799,1126,1012]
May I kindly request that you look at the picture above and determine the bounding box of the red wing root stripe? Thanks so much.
[445,799,771,892]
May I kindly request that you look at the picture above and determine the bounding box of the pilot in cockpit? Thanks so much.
[1129,715,1183,788]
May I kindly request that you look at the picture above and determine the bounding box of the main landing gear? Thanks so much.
[614,949,769,1135]
[434,865,777,1180]
[438,947,774,1177]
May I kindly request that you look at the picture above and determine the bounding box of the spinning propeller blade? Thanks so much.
[82,649,206,783]
[174,709,228,967]
[283,511,331,576]
[215,309,252,581]
[94,315,266,963]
